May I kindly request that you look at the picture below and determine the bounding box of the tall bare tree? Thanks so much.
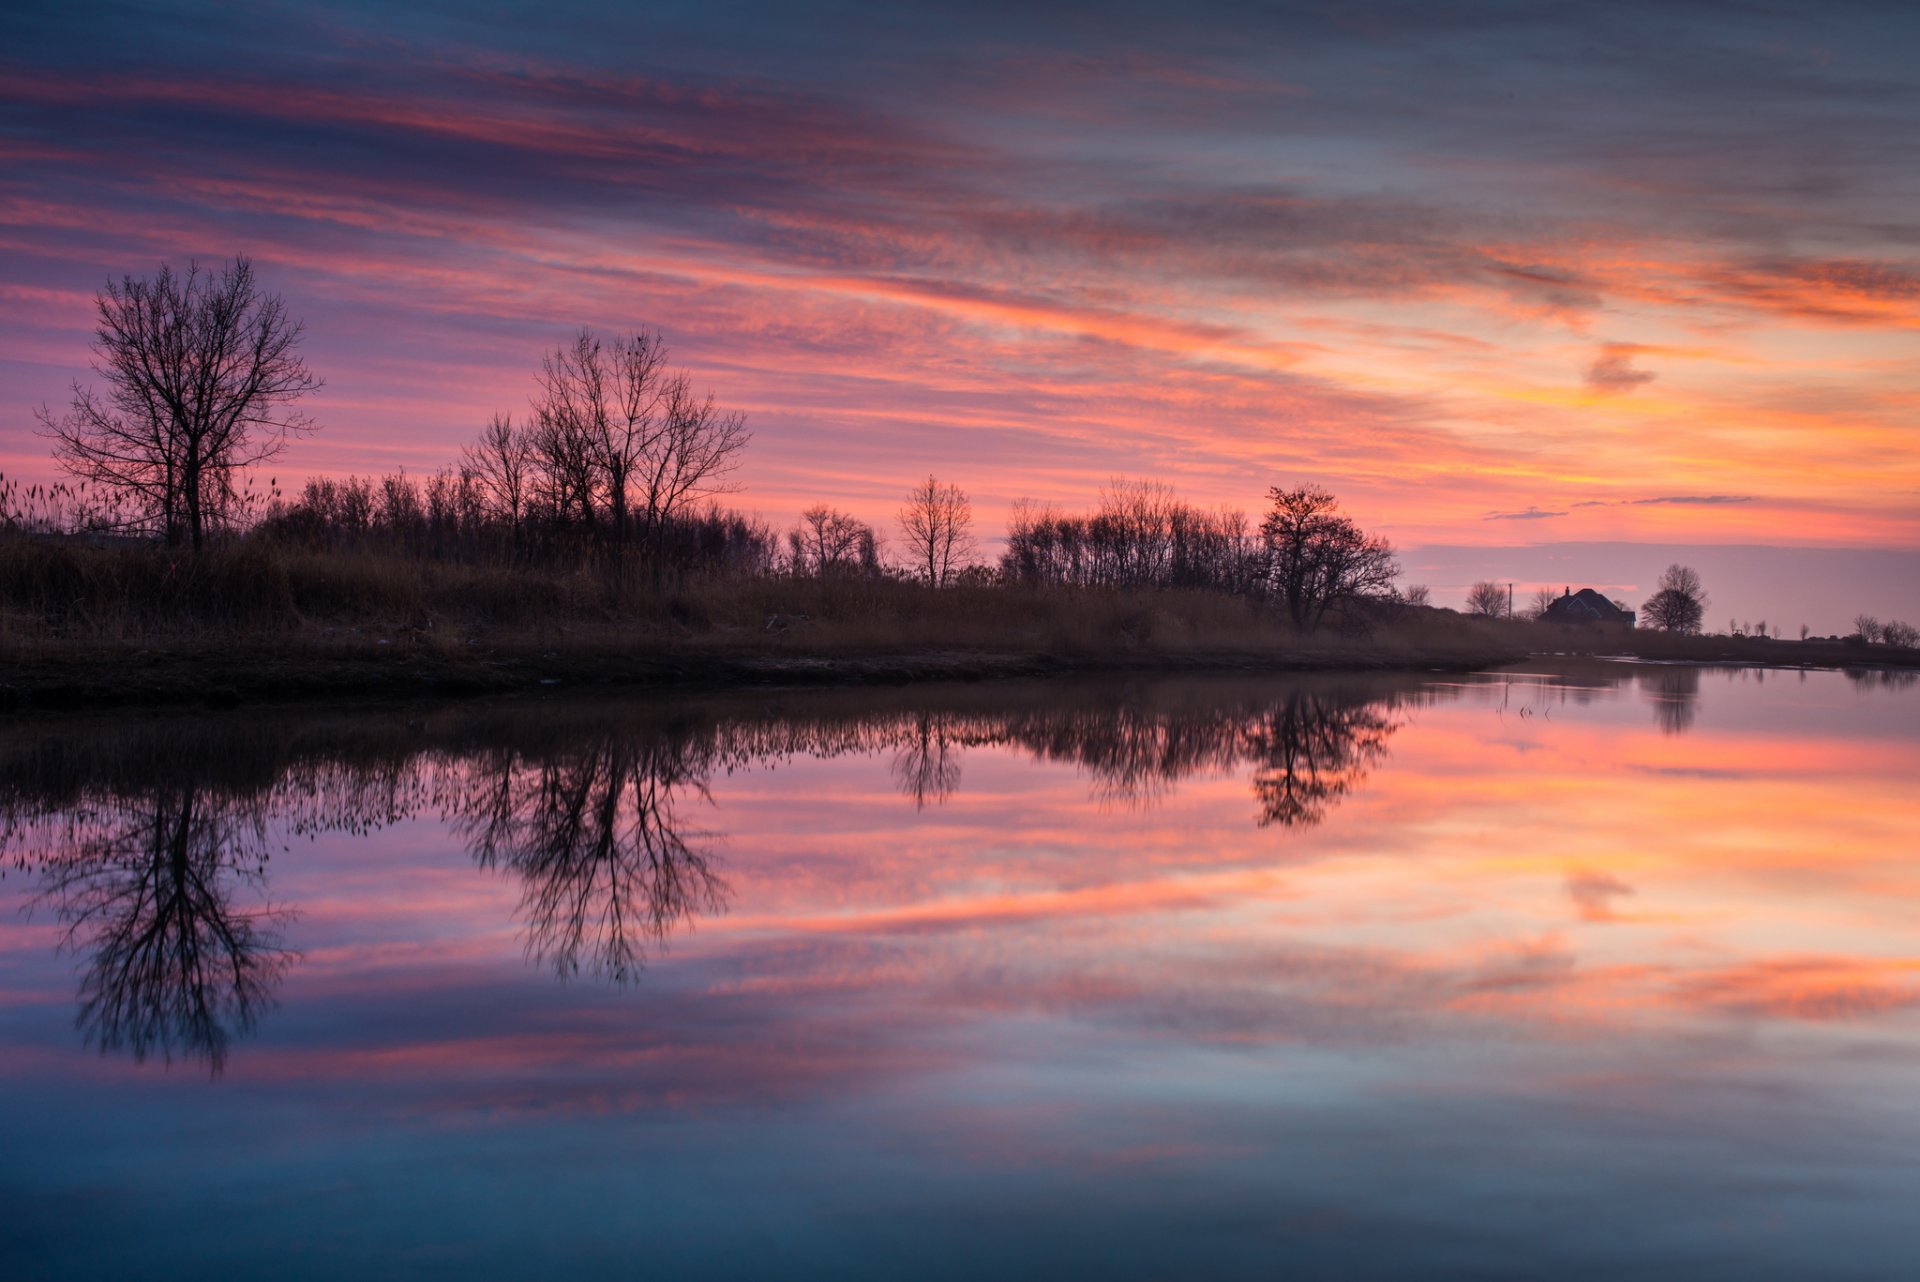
[462,412,535,533]
[530,330,612,532]
[37,257,321,550]
[528,329,748,574]
[632,371,750,567]
[898,474,976,587]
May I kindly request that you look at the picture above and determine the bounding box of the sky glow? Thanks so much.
[2,1,1916,621]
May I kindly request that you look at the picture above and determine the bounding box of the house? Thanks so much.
[1541,587,1635,627]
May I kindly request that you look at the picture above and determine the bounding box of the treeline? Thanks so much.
[257,468,781,579]
[248,327,773,580]
[20,254,1416,633]
[1001,481,1263,595]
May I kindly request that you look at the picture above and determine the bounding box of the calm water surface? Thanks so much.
[2,662,1917,1280]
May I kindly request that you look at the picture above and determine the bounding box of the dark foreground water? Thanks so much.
[2,661,1917,1280]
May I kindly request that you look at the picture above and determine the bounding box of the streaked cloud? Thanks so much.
[0,0,1915,566]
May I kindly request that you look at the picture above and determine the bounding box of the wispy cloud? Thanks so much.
[0,1,1916,547]
[1584,342,1656,394]
[1573,496,1757,508]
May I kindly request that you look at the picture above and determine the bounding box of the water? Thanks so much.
[2,662,1916,1280]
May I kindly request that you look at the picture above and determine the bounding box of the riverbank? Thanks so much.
[6,625,1917,713]
[3,542,1914,710]
[0,631,1528,711]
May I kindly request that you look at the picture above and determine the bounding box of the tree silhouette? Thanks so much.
[1259,485,1398,631]
[1642,564,1709,634]
[37,257,320,549]
[898,475,976,587]
[1465,580,1508,618]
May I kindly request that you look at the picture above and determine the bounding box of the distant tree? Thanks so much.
[1883,619,1919,649]
[898,474,976,587]
[1465,580,1508,618]
[462,412,535,533]
[37,257,321,550]
[1854,614,1883,644]
[530,328,668,538]
[1642,564,1708,634]
[1526,587,1558,620]
[1258,485,1398,631]
[529,332,604,530]
[528,329,749,570]
[630,369,750,572]
[789,505,880,577]
[1800,624,1810,641]
[1000,482,1261,595]
[1400,583,1431,607]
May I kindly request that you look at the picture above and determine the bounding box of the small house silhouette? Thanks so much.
[1542,587,1635,627]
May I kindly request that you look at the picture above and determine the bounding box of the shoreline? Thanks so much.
[3,632,1913,713]
[0,642,1526,713]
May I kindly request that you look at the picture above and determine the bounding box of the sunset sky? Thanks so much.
[3,1,1916,624]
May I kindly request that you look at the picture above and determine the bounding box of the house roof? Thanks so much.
[1543,587,1634,624]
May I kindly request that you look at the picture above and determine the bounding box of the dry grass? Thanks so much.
[0,537,1518,672]
[11,537,1905,711]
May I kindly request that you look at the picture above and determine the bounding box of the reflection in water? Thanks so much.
[1847,666,1919,692]
[0,679,1419,1067]
[3,660,1865,1073]
[3,664,1920,1280]
[453,736,727,983]
[1246,692,1396,827]
[10,788,291,1073]
[892,712,963,810]
[1640,665,1702,734]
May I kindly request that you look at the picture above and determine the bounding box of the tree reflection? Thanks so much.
[1638,666,1701,734]
[891,712,962,809]
[451,736,728,983]
[1845,667,1918,692]
[18,788,292,1074]
[1244,693,1397,827]
[0,674,1426,1071]
[955,684,1403,825]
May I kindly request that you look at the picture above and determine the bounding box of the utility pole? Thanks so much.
[1508,582,1513,619]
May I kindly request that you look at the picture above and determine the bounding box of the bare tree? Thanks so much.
[1853,614,1883,644]
[898,475,976,587]
[632,371,751,570]
[1258,485,1398,631]
[1526,587,1558,620]
[1400,584,1431,607]
[598,331,670,542]
[526,329,748,571]
[530,330,612,532]
[1643,563,1709,634]
[789,505,879,576]
[462,412,535,533]
[37,257,321,549]
[1881,619,1918,648]
[1001,484,1260,595]
[1465,581,1508,617]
